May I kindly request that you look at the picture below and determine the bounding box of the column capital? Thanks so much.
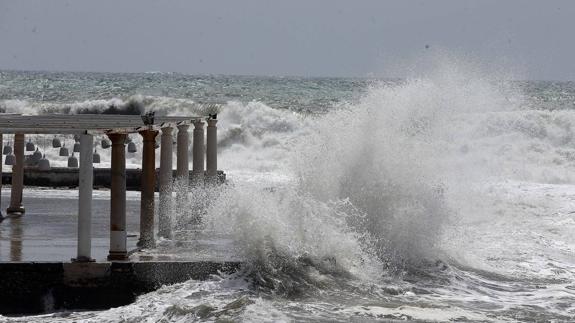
[193,120,205,129]
[207,119,218,127]
[161,126,174,135]
[107,133,128,144]
[138,129,159,141]
[177,124,190,132]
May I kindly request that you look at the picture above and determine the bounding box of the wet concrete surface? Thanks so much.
[0,188,140,261]
[0,187,241,262]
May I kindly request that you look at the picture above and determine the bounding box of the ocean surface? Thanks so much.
[1,66,575,322]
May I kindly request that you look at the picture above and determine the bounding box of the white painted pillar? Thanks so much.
[176,124,190,182]
[158,126,173,239]
[7,133,25,214]
[75,133,94,262]
[192,120,205,185]
[176,124,189,207]
[206,119,218,184]
[107,133,128,261]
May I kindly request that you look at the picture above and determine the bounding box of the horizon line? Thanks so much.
[0,67,571,84]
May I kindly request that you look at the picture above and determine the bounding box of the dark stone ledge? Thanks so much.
[0,261,241,315]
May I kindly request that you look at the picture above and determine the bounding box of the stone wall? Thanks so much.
[1,167,226,191]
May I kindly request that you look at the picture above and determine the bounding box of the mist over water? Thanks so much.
[1,60,575,321]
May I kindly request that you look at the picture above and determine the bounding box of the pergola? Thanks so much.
[0,113,219,262]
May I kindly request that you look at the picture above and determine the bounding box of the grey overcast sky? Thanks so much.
[0,0,573,80]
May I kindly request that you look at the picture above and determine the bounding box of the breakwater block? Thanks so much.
[0,261,241,315]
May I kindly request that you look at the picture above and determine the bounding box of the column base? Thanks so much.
[6,206,25,215]
[71,256,95,263]
[136,237,156,249]
[205,174,218,185]
[191,172,204,186]
[158,223,172,240]
[157,231,172,240]
[107,252,128,261]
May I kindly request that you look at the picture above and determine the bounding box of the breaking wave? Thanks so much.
[201,61,575,299]
[0,95,202,116]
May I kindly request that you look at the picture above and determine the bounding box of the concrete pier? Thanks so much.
[0,113,229,315]
[137,129,158,248]
[7,133,25,214]
[192,120,205,185]
[158,126,174,239]
[107,133,128,261]
[0,189,241,315]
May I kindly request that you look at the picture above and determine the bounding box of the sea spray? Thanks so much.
[205,184,382,292]
[201,62,538,285]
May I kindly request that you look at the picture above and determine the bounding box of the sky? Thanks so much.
[0,0,574,81]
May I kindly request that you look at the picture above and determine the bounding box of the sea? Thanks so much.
[0,63,575,322]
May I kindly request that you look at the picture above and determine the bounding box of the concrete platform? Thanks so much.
[0,188,244,315]
[0,188,241,262]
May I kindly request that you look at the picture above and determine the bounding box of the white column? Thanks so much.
[158,126,173,239]
[7,133,24,214]
[75,133,94,262]
[206,119,218,184]
[176,124,189,208]
[192,120,205,185]
[176,124,189,182]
